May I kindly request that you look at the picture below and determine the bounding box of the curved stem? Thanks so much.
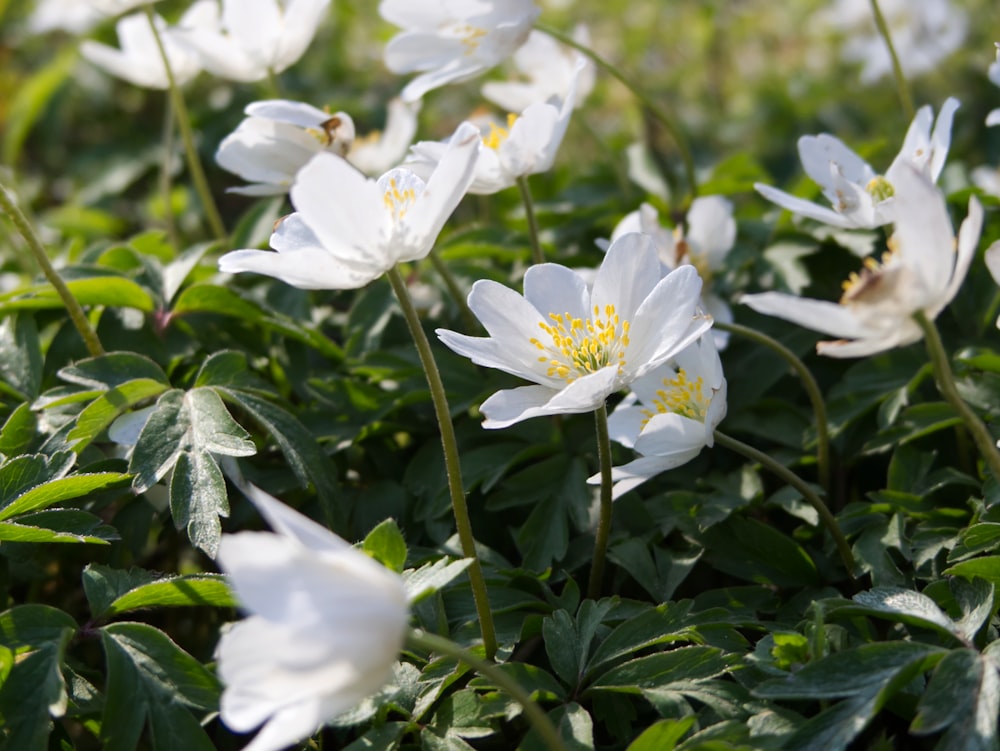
[426,249,479,333]
[713,430,855,576]
[714,321,830,491]
[144,5,227,243]
[913,310,1000,480]
[587,404,614,600]
[386,267,498,660]
[0,183,104,357]
[867,0,915,121]
[516,176,544,265]
[535,22,697,207]
[406,629,567,751]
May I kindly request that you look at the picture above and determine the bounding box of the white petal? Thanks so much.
[754,183,862,228]
[741,291,872,339]
[606,404,646,449]
[685,196,735,270]
[480,367,620,428]
[523,262,590,321]
[798,134,874,189]
[936,196,983,313]
[626,265,707,375]
[889,166,954,304]
[245,99,331,128]
[985,239,1000,286]
[592,233,661,322]
[274,0,331,73]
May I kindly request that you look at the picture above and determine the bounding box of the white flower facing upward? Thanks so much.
[218,121,481,290]
[608,197,736,349]
[755,98,958,229]
[381,0,541,102]
[217,483,409,751]
[987,44,1000,127]
[436,233,711,428]
[174,0,329,83]
[742,167,983,358]
[589,334,727,499]
[481,27,595,112]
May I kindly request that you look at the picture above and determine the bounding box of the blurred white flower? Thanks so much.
[625,142,670,202]
[83,0,158,15]
[743,168,982,358]
[346,98,422,176]
[589,334,726,499]
[28,0,103,34]
[219,122,480,289]
[381,0,540,102]
[436,233,711,428]
[983,241,1000,328]
[481,27,595,112]
[754,97,958,229]
[608,197,736,349]
[217,483,409,751]
[987,43,1000,127]
[817,0,967,84]
[175,0,329,83]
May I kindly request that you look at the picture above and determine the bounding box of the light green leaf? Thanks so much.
[59,353,168,391]
[0,509,118,544]
[625,718,696,751]
[945,557,1000,588]
[66,379,169,451]
[404,558,472,604]
[169,449,228,558]
[0,277,155,314]
[0,472,131,521]
[363,518,408,573]
[105,574,236,618]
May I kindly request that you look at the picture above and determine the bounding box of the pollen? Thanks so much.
[482,113,519,150]
[458,24,488,55]
[640,368,710,427]
[529,303,631,383]
[839,244,896,303]
[864,175,895,203]
[382,178,416,219]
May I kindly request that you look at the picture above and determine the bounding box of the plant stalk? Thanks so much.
[426,249,479,333]
[587,403,614,599]
[867,0,915,120]
[516,176,544,265]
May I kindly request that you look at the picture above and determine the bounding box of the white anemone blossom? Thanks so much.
[345,98,423,177]
[608,197,736,350]
[742,168,983,358]
[217,483,409,751]
[987,43,1000,127]
[174,0,329,83]
[82,0,159,15]
[754,98,958,229]
[218,121,480,290]
[588,334,727,499]
[28,0,104,34]
[381,0,540,102]
[436,233,711,428]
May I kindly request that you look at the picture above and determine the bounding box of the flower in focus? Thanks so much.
[589,334,726,499]
[436,233,711,428]
[754,98,958,229]
[174,0,329,83]
[481,27,595,112]
[742,167,982,358]
[986,43,1000,127]
[217,483,409,751]
[608,197,736,349]
[381,0,540,102]
[219,121,481,289]
[817,0,967,84]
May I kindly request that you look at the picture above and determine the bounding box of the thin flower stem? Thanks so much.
[406,629,568,751]
[587,404,614,600]
[867,0,915,121]
[143,5,227,244]
[386,267,498,660]
[913,310,1000,480]
[159,97,180,250]
[516,176,544,265]
[266,67,284,98]
[426,249,479,333]
[714,321,831,491]
[535,22,698,207]
[713,430,856,576]
[0,183,104,357]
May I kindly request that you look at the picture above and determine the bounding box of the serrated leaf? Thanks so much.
[519,702,593,751]
[363,519,408,573]
[0,452,73,507]
[911,649,1000,751]
[0,509,118,544]
[169,449,228,557]
[83,565,158,618]
[0,472,131,521]
[59,353,168,391]
[945,557,1000,588]
[700,515,820,587]
[845,587,960,641]
[66,379,170,452]
[404,557,472,604]
[0,642,69,751]
[0,605,77,653]
[952,577,995,643]
[585,604,694,678]
[342,722,408,751]
[0,402,37,455]
[589,646,728,693]
[193,350,267,391]
[468,662,567,702]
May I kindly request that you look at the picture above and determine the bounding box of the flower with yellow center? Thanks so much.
[742,166,983,358]
[436,233,711,428]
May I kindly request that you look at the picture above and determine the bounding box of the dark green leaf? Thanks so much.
[468,662,567,702]
[0,402,37,455]
[700,516,820,587]
[169,449,229,557]
[911,649,1000,751]
[945,557,1000,588]
[589,647,729,693]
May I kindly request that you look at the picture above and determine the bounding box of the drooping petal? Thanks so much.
[754,183,860,228]
[480,366,620,428]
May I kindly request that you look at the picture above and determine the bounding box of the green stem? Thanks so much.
[266,67,284,98]
[426,249,479,333]
[159,96,180,250]
[587,404,614,600]
[867,0,915,121]
[0,183,104,357]
[406,629,567,751]
[516,176,544,265]
[144,5,227,243]
[713,430,855,576]
[535,22,698,207]
[913,310,1000,480]
[386,267,498,660]
[714,321,831,491]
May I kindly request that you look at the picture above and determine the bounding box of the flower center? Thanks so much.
[482,114,518,150]
[529,304,631,383]
[641,368,710,426]
[865,175,895,203]
[382,178,416,220]
[839,243,896,303]
[457,23,487,55]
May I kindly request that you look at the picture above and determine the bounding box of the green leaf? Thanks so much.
[84,566,158,618]
[0,472,131,521]
[945,557,1000,588]
[625,718,696,751]
[0,509,118,544]
[911,649,1000,751]
[952,577,995,643]
[404,558,473,604]
[2,46,76,163]
[363,518,408,573]
[0,642,69,751]
[585,604,696,679]
[58,353,168,390]
[519,702,594,751]
[843,587,960,642]
[105,575,236,618]
[950,524,1000,562]
[513,457,591,570]
[0,452,73,506]
[0,604,77,652]
[0,277,155,314]
[0,315,42,400]
[66,379,170,452]
[169,449,229,557]
[609,540,700,603]
[699,515,820,587]
[589,647,729,693]
[468,662,567,702]
[342,722,408,751]
[193,350,267,391]
[0,402,38,455]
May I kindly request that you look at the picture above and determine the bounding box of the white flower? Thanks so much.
[28,0,103,34]
[436,233,711,428]
[346,98,422,177]
[754,98,958,229]
[217,483,409,751]
[987,44,1000,127]
[381,0,540,102]
[82,0,158,15]
[218,121,481,290]
[174,0,329,83]
[742,167,982,358]
[589,335,727,499]
[608,197,736,349]
[481,27,595,112]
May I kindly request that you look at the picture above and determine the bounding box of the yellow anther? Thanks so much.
[531,303,631,383]
[640,368,711,428]
[865,175,895,203]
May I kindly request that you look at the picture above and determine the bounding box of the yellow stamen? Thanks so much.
[382,177,416,219]
[865,175,895,203]
[482,113,519,150]
[640,368,710,427]
[529,304,631,384]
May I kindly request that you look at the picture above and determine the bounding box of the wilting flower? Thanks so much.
[174,0,329,83]
[481,27,595,112]
[436,233,711,428]
[754,98,958,229]
[589,334,727,499]
[742,168,982,358]
[217,483,409,751]
[608,197,736,349]
[381,0,540,102]
[407,63,582,194]
[219,121,480,289]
